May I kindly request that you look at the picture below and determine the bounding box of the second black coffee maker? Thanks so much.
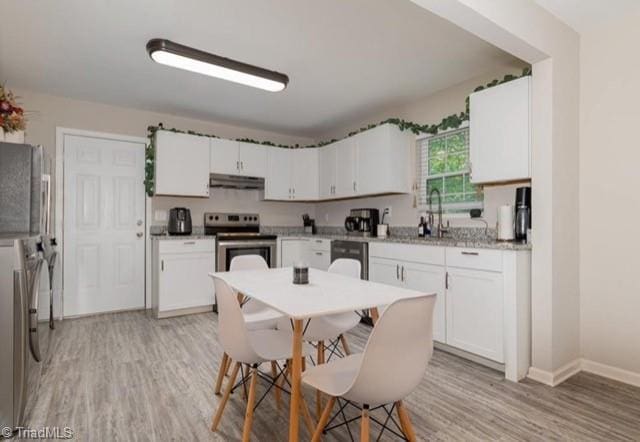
[514,187,531,242]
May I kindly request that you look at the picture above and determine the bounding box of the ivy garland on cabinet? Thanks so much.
[145,67,531,196]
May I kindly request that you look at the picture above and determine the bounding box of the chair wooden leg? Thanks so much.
[241,365,259,442]
[300,395,316,436]
[339,334,351,355]
[211,362,240,431]
[271,361,281,409]
[395,401,417,442]
[315,341,325,418]
[311,396,336,442]
[241,364,249,401]
[370,307,380,325]
[224,354,231,377]
[214,353,229,395]
[361,405,370,442]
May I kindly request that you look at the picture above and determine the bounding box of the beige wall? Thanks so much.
[580,9,640,377]
[16,88,316,227]
[314,66,528,228]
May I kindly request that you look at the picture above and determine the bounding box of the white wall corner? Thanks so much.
[527,358,582,387]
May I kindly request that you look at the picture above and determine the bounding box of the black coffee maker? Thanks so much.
[514,187,531,243]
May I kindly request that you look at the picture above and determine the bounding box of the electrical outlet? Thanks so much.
[324,213,329,222]
[384,207,392,218]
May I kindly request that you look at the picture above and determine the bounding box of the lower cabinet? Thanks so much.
[278,238,310,267]
[152,239,215,318]
[369,256,446,344]
[445,267,504,363]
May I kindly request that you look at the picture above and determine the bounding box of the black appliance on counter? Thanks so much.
[344,208,379,237]
[515,187,531,243]
[168,208,192,235]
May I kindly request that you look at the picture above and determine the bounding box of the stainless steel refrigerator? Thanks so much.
[0,142,55,434]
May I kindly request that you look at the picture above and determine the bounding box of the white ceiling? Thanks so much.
[0,0,521,138]
[534,0,640,33]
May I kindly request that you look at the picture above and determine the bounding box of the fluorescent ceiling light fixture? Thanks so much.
[146,39,289,92]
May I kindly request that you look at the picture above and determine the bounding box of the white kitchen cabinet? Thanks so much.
[278,238,310,267]
[309,238,332,270]
[152,239,215,318]
[446,267,504,362]
[318,144,337,199]
[290,149,319,200]
[355,124,412,196]
[334,137,358,198]
[210,139,267,178]
[238,142,267,177]
[369,254,446,343]
[209,138,240,175]
[470,76,531,184]
[265,147,291,200]
[154,130,210,197]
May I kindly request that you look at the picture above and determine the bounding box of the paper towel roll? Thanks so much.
[497,205,514,240]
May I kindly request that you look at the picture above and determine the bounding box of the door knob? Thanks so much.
[136,232,143,238]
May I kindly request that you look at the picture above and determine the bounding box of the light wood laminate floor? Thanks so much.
[24,311,640,441]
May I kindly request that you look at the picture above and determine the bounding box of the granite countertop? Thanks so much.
[277,233,530,250]
[150,233,214,241]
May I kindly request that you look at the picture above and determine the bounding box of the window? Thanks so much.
[416,127,483,211]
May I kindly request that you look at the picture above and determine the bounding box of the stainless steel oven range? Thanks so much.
[205,212,277,271]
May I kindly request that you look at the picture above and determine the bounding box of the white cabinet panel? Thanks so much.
[369,257,403,288]
[309,250,331,271]
[291,149,319,200]
[279,239,310,267]
[210,138,240,175]
[265,147,291,200]
[470,76,531,184]
[318,144,337,199]
[446,267,504,362]
[334,138,357,198]
[403,262,446,344]
[155,130,210,197]
[355,124,411,196]
[158,252,215,311]
[238,142,267,178]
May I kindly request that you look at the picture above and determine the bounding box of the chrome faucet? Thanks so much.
[428,188,450,238]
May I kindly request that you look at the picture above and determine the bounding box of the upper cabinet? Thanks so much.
[265,147,319,201]
[318,144,337,199]
[334,137,358,198]
[354,124,412,196]
[470,76,531,184]
[154,130,210,197]
[210,139,266,178]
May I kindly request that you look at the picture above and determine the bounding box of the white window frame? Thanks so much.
[415,123,483,213]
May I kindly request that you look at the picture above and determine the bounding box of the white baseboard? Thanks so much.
[527,358,582,386]
[582,359,640,388]
[528,358,640,388]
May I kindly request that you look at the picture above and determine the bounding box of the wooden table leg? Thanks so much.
[315,341,325,418]
[289,319,303,441]
[370,307,380,325]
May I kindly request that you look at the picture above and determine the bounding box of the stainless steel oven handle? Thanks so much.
[28,259,44,362]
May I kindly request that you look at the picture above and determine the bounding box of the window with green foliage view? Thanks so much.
[416,128,483,211]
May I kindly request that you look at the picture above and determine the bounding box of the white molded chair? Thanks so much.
[302,294,436,442]
[230,255,284,331]
[214,255,285,396]
[210,275,315,440]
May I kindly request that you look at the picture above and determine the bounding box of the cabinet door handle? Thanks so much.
[315,240,323,243]
[236,160,240,170]
[315,252,323,256]
[461,251,479,256]
[401,266,405,282]
[184,241,196,245]
[353,181,356,191]
[396,264,400,280]
[161,260,164,271]
[445,271,449,289]
[241,161,244,170]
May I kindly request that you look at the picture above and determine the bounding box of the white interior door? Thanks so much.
[63,133,146,316]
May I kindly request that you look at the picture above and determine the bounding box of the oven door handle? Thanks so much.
[217,240,277,248]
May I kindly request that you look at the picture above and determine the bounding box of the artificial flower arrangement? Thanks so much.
[0,84,26,133]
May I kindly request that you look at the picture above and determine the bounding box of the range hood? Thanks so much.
[209,173,265,190]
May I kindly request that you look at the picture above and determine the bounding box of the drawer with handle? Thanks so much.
[310,238,331,252]
[445,247,502,272]
[158,238,215,254]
